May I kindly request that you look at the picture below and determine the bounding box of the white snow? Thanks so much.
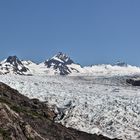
[21,60,140,77]
[0,74,140,140]
[52,56,64,63]
[81,64,140,76]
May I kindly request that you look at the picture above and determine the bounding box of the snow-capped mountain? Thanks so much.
[0,56,30,75]
[0,53,140,76]
[42,52,81,75]
[114,61,127,67]
[45,52,74,66]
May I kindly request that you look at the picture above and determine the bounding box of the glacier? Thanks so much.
[0,74,140,140]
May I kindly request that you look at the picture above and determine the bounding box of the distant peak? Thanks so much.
[115,61,127,67]
[44,52,75,75]
[57,52,64,55]
[0,55,29,74]
[54,52,68,59]
[7,55,18,60]
[52,52,74,64]
[6,55,21,64]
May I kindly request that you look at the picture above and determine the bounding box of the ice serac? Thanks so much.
[44,52,81,75]
[0,56,30,75]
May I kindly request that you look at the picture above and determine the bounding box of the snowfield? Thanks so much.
[1,74,140,140]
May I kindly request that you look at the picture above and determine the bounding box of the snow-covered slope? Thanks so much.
[80,64,140,77]
[0,56,31,75]
[0,75,140,140]
[21,60,44,75]
[20,61,140,76]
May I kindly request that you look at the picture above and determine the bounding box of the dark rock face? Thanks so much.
[6,56,23,66]
[126,79,140,86]
[0,82,120,140]
[44,52,77,75]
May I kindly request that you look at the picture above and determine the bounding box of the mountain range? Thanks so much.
[0,52,139,76]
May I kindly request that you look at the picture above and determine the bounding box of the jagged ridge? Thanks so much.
[44,52,77,75]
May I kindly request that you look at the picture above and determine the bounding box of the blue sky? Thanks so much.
[0,0,140,66]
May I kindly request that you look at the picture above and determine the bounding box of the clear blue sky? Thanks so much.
[0,0,140,66]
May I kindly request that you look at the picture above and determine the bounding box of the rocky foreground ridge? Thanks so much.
[0,82,120,140]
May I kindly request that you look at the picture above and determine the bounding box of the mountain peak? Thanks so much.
[52,52,74,64]
[0,55,29,75]
[115,61,127,67]
[6,55,22,65]
[44,52,77,75]
[54,52,68,59]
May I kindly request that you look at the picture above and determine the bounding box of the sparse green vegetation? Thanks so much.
[0,128,11,140]
[0,96,42,119]
[27,138,34,140]
[10,104,43,119]
[10,105,25,113]
[0,98,10,105]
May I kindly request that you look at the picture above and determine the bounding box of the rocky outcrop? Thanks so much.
[126,78,140,86]
[0,103,45,140]
[0,82,120,140]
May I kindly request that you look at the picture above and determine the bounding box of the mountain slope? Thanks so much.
[0,56,30,75]
[0,82,119,140]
